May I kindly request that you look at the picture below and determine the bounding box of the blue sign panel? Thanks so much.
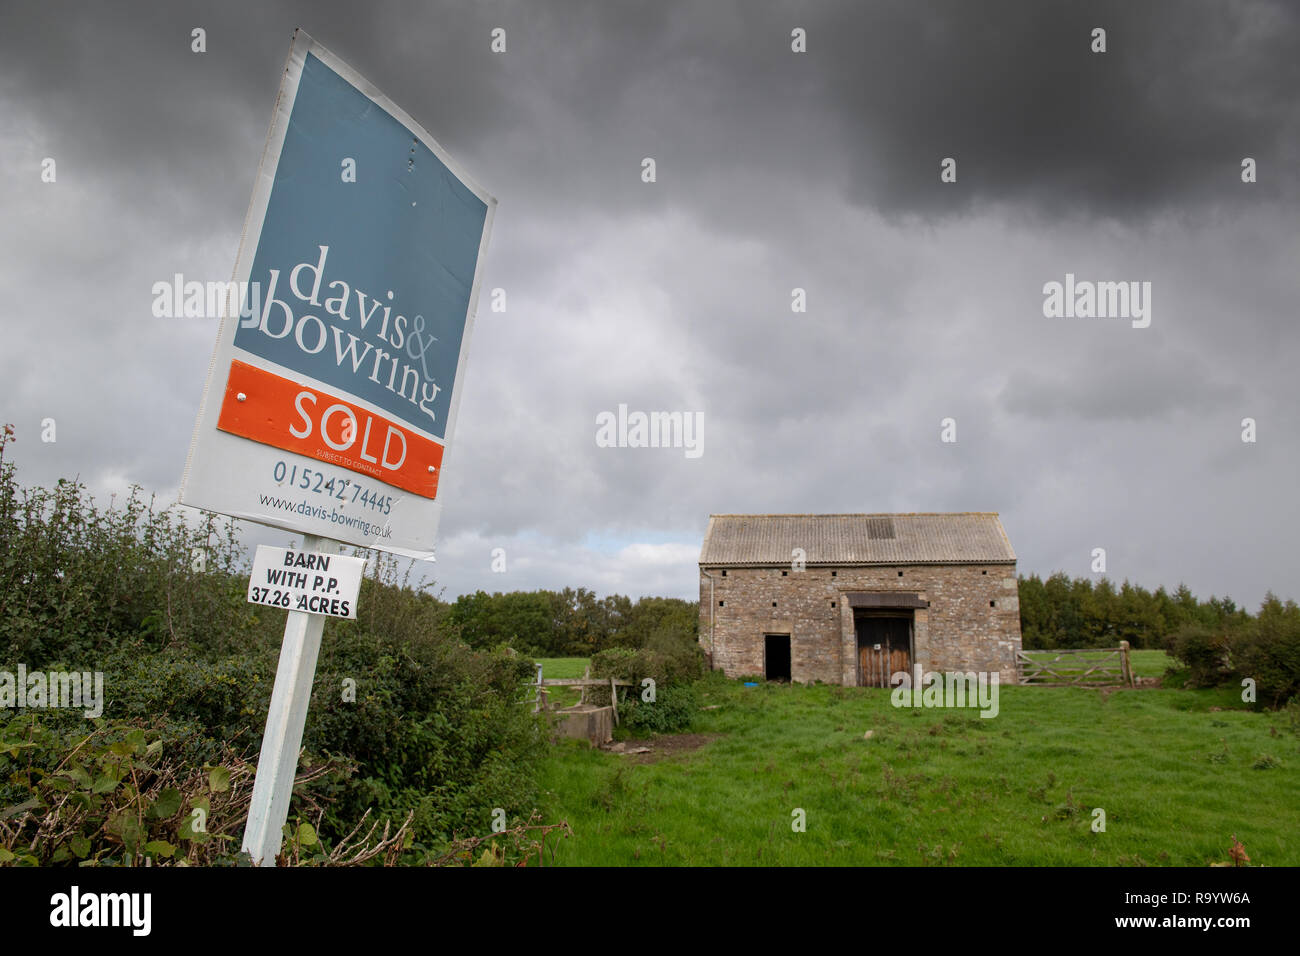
[232,52,488,442]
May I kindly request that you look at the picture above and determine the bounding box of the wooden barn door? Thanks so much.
[856,613,913,688]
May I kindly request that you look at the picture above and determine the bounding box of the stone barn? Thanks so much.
[698,513,1022,686]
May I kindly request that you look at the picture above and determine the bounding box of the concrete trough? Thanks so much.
[553,704,614,746]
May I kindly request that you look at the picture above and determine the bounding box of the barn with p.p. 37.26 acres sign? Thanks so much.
[697,513,1023,686]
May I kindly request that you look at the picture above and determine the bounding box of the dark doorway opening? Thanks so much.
[855,610,913,688]
[764,634,791,682]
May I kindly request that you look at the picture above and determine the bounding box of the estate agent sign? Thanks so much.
[181,28,496,560]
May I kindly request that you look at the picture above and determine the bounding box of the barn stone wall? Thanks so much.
[698,564,1021,685]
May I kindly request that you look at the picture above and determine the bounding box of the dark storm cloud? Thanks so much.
[806,0,1300,220]
[442,0,1300,225]
[6,1,1294,227]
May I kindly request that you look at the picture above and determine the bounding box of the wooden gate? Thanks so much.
[856,613,912,688]
[1016,641,1134,687]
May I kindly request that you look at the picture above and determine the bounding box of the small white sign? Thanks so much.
[247,545,366,619]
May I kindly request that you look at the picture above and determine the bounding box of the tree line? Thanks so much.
[1016,572,1254,650]
[446,588,698,658]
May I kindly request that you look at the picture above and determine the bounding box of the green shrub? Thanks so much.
[621,683,698,735]
[1163,626,1231,688]
[1233,599,1300,708]
[588,640,703,734]
[307,631,547,844]
[0,459,262,663]
[589,642,705,704]
[98,644,271,756]
[1163,596,1300,709]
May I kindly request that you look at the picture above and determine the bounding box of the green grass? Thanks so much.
[1127,649,1173,679]
[535,658,591,679]
[533,657,590,709]
[535,673,1300,866]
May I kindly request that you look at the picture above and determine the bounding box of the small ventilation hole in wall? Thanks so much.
[898,570,903,577]
[721,569,727,576]
[981,570,987,575]
[772,602,777,607]
[990,600,996,608]
[831,571,837,577]
[719,600,724,607]
[831,602,837,608]
[782,570,788,576]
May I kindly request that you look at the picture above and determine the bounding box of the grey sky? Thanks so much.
[2,1,1297,608]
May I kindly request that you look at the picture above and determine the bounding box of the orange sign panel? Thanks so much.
[216,360,442,498]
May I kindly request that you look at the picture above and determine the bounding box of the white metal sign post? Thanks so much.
[241,541,365,864]
[242,535,335,866]
[178,29,495,866]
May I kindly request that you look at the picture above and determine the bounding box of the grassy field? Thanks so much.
[536,661,1300,866]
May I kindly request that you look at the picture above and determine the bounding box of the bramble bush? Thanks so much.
[306,622,547,845]
[0,713,350,866]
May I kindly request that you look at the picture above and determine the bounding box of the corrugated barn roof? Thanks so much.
[699,513,1016,566]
